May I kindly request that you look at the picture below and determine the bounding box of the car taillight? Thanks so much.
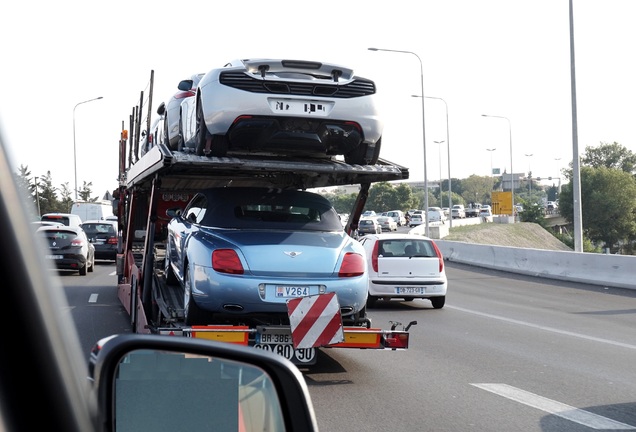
[71,239,85,247]
[338,252,365,277]
[432,241,444,273]
[107,237,118,245]
[212,249,244,274]
[371,241,380,272]
[175,90,196,99]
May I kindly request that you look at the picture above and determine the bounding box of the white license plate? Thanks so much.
[253,344,316,364]
[396,287,426,294]
[46,255,63,260]
[276,286,310,298]
[268,98,333,116]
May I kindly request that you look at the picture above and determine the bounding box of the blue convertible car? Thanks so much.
[164,187,368,326]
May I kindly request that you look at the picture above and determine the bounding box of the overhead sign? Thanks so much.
[492,168,501,175]
[287,292,344,349]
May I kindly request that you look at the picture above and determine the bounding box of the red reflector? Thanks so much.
[338,252,365,277]
[212,249,244,274]
[384,332,409,349]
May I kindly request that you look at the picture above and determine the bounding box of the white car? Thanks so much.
[479,205,493,217]
[182,59,384,165]
[451,204,466,219]
[358,233,447,308]
[427,207,447,223]
[376,216,398,232]
[163,73,205,150]
[409,212,424,227]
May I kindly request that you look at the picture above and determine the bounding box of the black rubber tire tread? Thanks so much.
[430,296,446,309]
[183,266,208,325]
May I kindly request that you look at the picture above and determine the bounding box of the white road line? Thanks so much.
[447,305,636,350]
[472,383,636,430]
[88,294,98,303]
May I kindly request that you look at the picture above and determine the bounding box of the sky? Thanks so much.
[1,0,635,199]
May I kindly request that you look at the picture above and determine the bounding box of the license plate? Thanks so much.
[46,255,63,260]
[268,98,333,116]
[276,286,310,298]
[396,287,426,294]
[256,332,292,344]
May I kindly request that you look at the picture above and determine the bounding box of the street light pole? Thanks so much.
[486,148,496,189]
[73,96,103,200]
[525,153,533,193]
[369,47,429,236]
[433,140,444,189]
[425,96,452,227]
[482,114,513,218]
[34,177,41,217]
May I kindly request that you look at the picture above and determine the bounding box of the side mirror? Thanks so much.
[157,102,166,116]
[178,79,194,91]
[166,208,181,218]
[90,334,318,431]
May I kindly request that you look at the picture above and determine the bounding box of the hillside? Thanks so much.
[442,222,572,251]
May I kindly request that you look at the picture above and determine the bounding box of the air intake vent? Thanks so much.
[220,72,375,98]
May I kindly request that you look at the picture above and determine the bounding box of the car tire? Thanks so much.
[195,100,211,156]
[344,138,381,166]
[430,296,445,309]
[88,253,94,272]
[183,265,208,325]
[79,259,88,276]
[366,295,378,308]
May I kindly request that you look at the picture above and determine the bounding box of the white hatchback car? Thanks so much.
[358,233,447,308]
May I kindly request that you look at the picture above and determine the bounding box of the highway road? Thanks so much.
[63,255,636,431]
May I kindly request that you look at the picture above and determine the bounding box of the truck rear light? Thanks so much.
[338,252,365,277]
[212,249,244,274]
[431,241,444,273]
[384,332,409,349]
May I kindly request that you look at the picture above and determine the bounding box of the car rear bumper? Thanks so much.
[368,279,447,298]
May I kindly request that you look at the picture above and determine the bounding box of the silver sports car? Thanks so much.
[164,187,369,326]
[179,59,384,165]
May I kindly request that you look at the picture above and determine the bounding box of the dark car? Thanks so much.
[37,225,95,275]
[164,187,368,326]
[81,220,118,261]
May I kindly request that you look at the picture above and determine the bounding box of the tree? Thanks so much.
[78,181,97,202]
[461,175,494,205]
[580,141,636,174]
[559,166,636,252]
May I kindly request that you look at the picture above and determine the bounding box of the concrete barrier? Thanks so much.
[435,240,636,290]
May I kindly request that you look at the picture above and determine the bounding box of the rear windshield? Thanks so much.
[81,223,116,235]
[184,187,343,232]
[378,239,437,258]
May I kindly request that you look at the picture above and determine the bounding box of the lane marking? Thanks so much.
[472,384,636,430]
[447,305,636,350]
[88,294,98,303]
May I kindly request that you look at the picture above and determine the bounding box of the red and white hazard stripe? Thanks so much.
[287,292,344,349]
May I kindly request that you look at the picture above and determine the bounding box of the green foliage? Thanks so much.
[460,175,496,205]
[580,141,636,174]
[559,166,636,252]
[552,231,603,253]
[14,166,99,218]
[517,198,547,226]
